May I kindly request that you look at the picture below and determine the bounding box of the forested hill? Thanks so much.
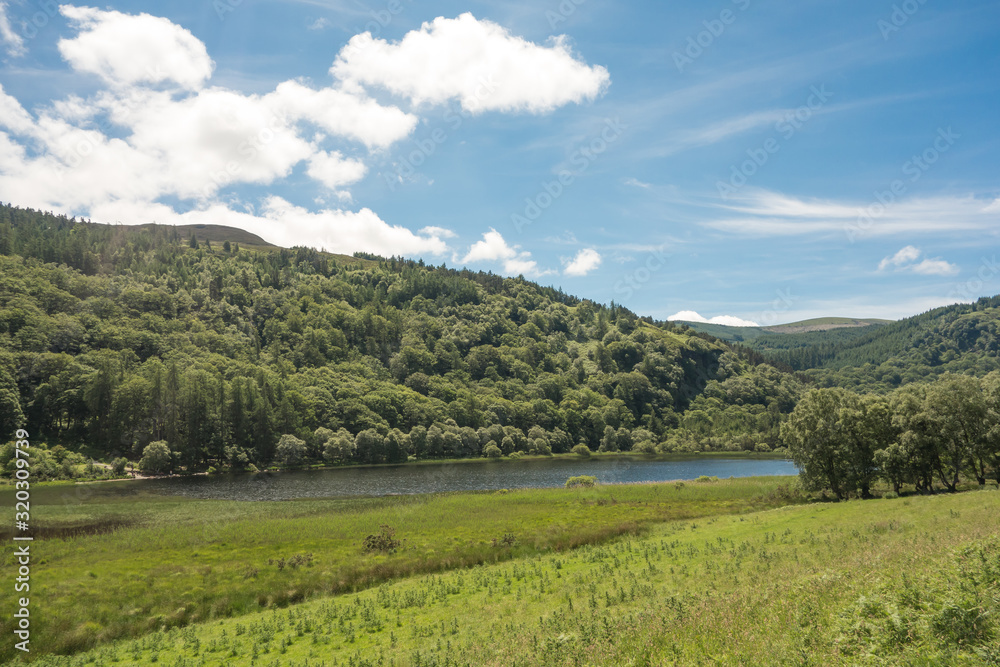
[0,204,803,474]
[753,299,1000,390]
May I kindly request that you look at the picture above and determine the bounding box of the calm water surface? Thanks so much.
[119,457,797,501]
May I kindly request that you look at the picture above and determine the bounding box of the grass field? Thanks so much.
[12,484,1000,666]
[0,476,804,663]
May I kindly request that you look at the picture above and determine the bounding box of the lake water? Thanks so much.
[115,456,798,501]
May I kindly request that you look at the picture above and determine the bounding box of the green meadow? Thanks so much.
[10,482,1000,665]
[1,476,804,663]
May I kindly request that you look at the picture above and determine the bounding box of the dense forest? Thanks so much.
[0,204,802,477]
[717,302,1000,390]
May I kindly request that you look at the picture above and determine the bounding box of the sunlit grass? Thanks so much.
[21,488,1000,666]
[0,476,803,661]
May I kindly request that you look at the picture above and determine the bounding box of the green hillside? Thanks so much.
[0,203,803,475]
[755,301,1000,389]
[679,316,888,343]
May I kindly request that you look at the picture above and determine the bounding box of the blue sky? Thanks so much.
[0,0,998,324]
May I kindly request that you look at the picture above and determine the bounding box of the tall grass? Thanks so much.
[0,476,803,661]
[22,488,1000,666]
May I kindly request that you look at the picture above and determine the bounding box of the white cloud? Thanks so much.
[419,225,457,239]
[911,258,959,276]
[59,6,213,90]
[878,245,921,271]
[624,177,651,189]
[877,246,958,276]
[308,17,330,30]
[0,2,25,57]
[460,228,550,277]
[331,13,610,114]
[563,248,601,276]
[705,188,1000,237]
[270,80,417,149]
[667,311,761,327]
[0,8,610,261]
[306,150,367,191]
[87,196,450,257]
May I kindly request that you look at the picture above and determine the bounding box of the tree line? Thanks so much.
[783,373,1000,498]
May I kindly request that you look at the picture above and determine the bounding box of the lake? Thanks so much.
[104,456,798,501]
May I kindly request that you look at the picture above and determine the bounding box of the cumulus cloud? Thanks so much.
[910,258,960,276]
[87,197,450,257]
[270,80,417,149]
[0,8,432,254]
[878,245,921,271]
[460,228,550,277]
[331,13,610,114]
[59,6,213,89]
[306,151,367,192]
[0,7,609,259]
[878,246,958,276]
[0,2,26,57]
[667,311,761,327]
[563,248,601,276]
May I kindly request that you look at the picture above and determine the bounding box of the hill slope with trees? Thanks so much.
[0,204,803,476]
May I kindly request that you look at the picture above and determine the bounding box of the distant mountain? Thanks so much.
[678,316,888,343]
[764,317,892,334]
[690,301,1000,390]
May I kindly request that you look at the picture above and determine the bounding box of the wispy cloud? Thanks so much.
[0,2,26,57]
[624,177,651,189]
[703,189,1000,237]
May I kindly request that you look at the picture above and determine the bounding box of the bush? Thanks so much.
[139,441,171,474]
[362,525,401,554]
[633,440,656,454]
[483,443,502,459]
[275,434,307,466]
[491,533,517,548]
[111,457,128,476]
[572,444,591,458]
[509,451,523,460]
[566,475,597,488]
[695,475,719,483]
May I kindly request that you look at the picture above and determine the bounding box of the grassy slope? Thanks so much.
[24,487,1000,666]
[0,477,803,662]
[679,318,888,343]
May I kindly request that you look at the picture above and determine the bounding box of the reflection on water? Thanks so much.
[100,456,798,501]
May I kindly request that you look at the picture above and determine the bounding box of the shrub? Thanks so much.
[633,440,656,454]
[483,443,502,459]
[491,533,517,548]
[362,525,401,554]
[572,444,591,458]
[509,451,523,460]
[566,475,597,488]
[139,441,172,474]
[932,602,991,646]
[111,457,128,476]
[695,475,720,483]
[275,434,307,466]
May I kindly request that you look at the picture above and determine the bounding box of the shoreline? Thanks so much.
[2,449,793,489]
